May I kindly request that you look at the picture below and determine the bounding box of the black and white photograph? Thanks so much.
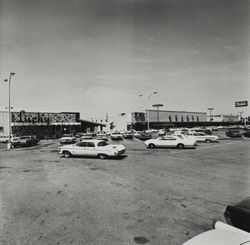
[0,0,250,244]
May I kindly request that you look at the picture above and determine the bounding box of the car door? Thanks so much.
[159,137,177,147]
[74,142,88,156]
[85,142,96,156]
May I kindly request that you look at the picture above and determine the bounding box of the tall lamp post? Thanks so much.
[4,72,15,149]
[207,107,214,122]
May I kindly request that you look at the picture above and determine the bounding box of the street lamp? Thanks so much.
[207,107,214,122]
[4,72,15,149]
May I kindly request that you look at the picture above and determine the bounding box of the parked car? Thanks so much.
[62,133,74,137]
[226,129,242,138]
[144,135,196,149]
[183,221,250,245]
[137,132,152,141]
[96,132,109,141]
[123,131,133,139]
[184,132,219,143]
[13,135,39,147]
[111,132,123,140]
[80,133,93,140]
[58,139,126,159]
[224,197,250,232]
[243,130,250,138]
[133,131,141,138]
[0,135,19,143]
[59,136,76,144]
[158,129,166,136]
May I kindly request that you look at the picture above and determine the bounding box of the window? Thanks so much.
[162,137,176,140]
[168,115,172,122]
[77,142,87,147]
[197,116,199,121]
[181,116,184,122]
[0,127,3,133]
[186,116,189,122]
[177,135,184,139]
[175,115,178,122]
[86,142,95,147]
[192,115,194,121]
[97,141,108,147]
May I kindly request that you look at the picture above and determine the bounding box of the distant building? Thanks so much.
[131,110,207,130]
[208,114,239,122]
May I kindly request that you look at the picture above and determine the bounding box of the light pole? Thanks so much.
[4,72,15,149]
[207,107,214,122]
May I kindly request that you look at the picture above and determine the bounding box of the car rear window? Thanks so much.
[97,141,108,146]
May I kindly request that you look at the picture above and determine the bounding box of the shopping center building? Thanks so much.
[0,110,106,139]
[131,109,242,130]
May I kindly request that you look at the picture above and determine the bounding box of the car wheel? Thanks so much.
[98,153,107,159]
[148,143,155,149]
[177,143,184,149]
[63,151,72,158]
[205,139,212,143]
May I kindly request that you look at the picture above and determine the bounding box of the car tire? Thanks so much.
[177,143,184,149]
[63,151,72,158]
[98,153,107,159]
[205,139,212,143]
[148,143,155,149]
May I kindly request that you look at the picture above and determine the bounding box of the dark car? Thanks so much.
[224,197,250,232]
[123,132,134,139]
[225,130,242,138]
[13,135,39,147]
[137,133,152,141]
[243,130,250,138]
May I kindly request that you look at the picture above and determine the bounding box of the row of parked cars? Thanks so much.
[0,135,39,147]
[57,128,221,159]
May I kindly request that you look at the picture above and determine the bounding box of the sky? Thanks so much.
[0,0,250,124]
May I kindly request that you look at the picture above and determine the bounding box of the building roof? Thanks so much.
[78,119,106,127]
[145,109,207,114]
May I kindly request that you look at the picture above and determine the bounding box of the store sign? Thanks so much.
[12,111,79,125]
[235,101,248,107]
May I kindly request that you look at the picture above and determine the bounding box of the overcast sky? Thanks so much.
[0,0,250,122]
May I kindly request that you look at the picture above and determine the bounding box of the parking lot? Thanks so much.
[0,132,250,245]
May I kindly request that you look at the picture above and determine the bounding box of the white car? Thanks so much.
[144,135,196,149]
[110,132,123,140]
[58,139,126,159]
[59,136,76,144]
[183,221,250,245]
[0,135,19,143]
[185,132,219,143]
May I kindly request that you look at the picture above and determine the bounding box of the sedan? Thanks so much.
[58,139,126,159]
[144,135,196,149]
[185,132,219,143]
[183,221,250,245]
[110,132,123,140]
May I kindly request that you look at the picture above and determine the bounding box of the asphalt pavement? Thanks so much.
[0,132,249,245]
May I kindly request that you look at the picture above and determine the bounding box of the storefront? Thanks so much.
[0,110,106,139]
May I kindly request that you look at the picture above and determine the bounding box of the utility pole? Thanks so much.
[4,72,15,149]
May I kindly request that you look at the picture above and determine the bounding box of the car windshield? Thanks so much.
[97,141,108,146]
[177,135,184,139]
